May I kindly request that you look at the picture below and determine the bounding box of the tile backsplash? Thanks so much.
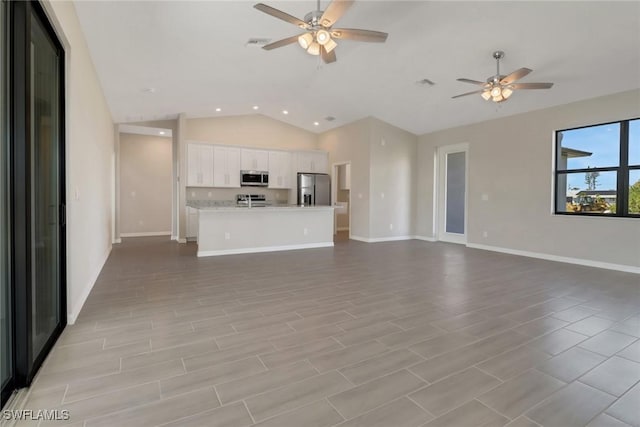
[186,187,290,203]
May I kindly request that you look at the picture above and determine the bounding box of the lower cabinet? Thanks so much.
[186,207,199,239]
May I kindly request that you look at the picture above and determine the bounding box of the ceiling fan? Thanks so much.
[453,51,554,103]
[254,0,388,64]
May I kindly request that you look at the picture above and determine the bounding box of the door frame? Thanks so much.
[435,143,469,244]
[331,161,351,238]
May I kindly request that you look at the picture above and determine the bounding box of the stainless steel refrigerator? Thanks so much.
[297,173,331,206]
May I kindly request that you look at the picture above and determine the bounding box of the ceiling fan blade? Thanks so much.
[262,35,300,50]
[330,28,388,43]
[320,0,354,27]
[321,45,337,64]
[456,78,489,87]
[254,3,307,28]
[500,67,532,84]
[510,82,554,89]
[452,90,485,99]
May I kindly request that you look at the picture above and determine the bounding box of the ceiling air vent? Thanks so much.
[416,78,435,86]
[246,38,271,47]
[325,116,336,122]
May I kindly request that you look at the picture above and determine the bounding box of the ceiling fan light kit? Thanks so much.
[254,0,388,64]
[254,2,552,104]
[298,32,313,49]
[453,50,554,104]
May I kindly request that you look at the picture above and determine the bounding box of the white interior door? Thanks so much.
[437,144,468,244]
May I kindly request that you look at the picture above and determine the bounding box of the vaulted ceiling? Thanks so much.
[74,1,640,135]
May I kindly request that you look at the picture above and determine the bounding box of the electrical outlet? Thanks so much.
[381,138,386,146]
[208,191,212,197]
[381,193,385,199]
[389,223,393,230]
[482,231,488,238]
[481,194,489,201]
[224,232,230,240]
[358,193,363,199]
[131,191,136,198]
[74,187,80,201]
[303,228,308,235]
[191,191,196,197]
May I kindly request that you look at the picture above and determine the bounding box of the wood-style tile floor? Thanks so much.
[21,236,640,427]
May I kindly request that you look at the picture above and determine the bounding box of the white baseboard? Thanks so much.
[120,231,171,237]
[112,238,122,244]
[349,235,414,243]
[171,235,177,241]
[198,242,334,257]
[413,235,437,242]
[67,245,112,324]
[467,242,640,275]
[336,227,350,231]
[178,238,187,244]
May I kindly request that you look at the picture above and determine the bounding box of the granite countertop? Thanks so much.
[195,205,335,212]
[187,199,334,211]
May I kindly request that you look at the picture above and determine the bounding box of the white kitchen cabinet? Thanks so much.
[268,151,292,189]
[296,151,328,174]
[339,164,351,190]
[186,206,199,239]
[187,143,213,187]
[213,146,241,188]
[241,149,269,171]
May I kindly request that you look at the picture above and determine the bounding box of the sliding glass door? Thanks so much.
[1,0,13,406]
[2,0,65,406]
[30,4,63,363]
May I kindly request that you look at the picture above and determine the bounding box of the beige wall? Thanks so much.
[369,118,418,239]
[128,119,179,239]
[416,89,640,269]
[187,114,318,150]
[119,133,172,234]
[44,1,115,323]
[319,117,419,240]
[318,118,371,238]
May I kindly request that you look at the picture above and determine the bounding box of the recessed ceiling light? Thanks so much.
[253,105,259,110]
[282,110,289,115]
[142,87,156,93]
[215,108,222,112]
[313,122,319,126]
[159,131,166,135]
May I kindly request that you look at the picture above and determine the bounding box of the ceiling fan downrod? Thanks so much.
[493,50,504,82]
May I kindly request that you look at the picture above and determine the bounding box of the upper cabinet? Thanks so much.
[213,146,241,188]
[241,149,269,171]
[187,143,328,189]
[296,151,328,174]
[187,143,214,187]
[268,151,292,189]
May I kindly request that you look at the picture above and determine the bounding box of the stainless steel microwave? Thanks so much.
[240,170,269,187]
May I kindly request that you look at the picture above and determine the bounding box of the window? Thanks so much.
[555,118,639,217]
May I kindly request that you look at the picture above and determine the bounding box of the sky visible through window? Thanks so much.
[561,119,639,191]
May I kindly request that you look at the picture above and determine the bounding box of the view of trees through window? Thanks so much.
[556,118,639,217]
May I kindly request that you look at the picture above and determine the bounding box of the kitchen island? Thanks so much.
[193,205,334,257]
